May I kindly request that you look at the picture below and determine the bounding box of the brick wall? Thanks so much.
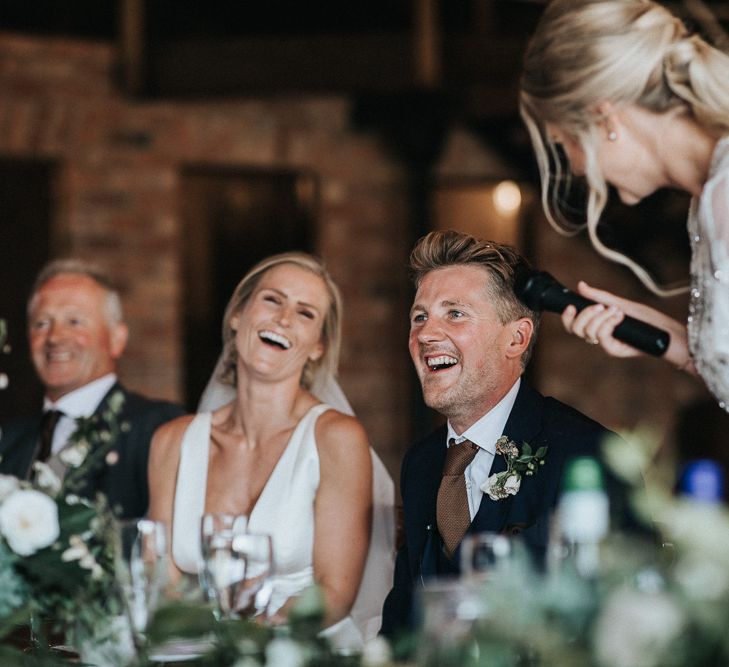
[0,33,412,479]
[532,210,709,458]
[0,31,713,483]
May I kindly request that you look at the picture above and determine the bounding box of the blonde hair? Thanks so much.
[409,230,540,368]
[219,252,342,390]
[520,0,729,295]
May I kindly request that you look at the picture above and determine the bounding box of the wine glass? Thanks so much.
[460,532,512,582]
[115,518,168,650]
[199,513,248,620]
[416,579,489,667]
[231,532,274,618]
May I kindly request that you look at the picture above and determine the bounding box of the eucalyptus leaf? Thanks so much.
[145,601,217,643]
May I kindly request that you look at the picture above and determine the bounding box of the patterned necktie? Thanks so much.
[437,437,479,559]
[37,409,63,463]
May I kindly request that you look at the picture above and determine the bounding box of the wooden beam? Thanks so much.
[144,31,527,117]
[118,0,146,96]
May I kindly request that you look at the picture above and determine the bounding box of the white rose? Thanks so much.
[481,472,521,501]
[265,637,307,667]
[0,474,20,501]
[593,587,685,667]
[31,462,62,495]
[0,489,60,556]
[481,473,503,501]
[502,474,521,497]
[60,442,89,468]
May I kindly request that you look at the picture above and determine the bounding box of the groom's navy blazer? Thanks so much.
[0,382,183,519]
[380,381,624,638]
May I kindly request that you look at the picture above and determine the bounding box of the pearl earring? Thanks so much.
[608,130,617,142]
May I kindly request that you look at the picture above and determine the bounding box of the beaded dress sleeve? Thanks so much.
[687,136,729,410]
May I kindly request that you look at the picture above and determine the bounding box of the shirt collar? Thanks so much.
[447,377,521,454]
[43,374,117,419]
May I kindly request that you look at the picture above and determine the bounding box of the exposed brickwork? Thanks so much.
[1,32,710,483]
[532,211,707,456]
[0,33,412,479]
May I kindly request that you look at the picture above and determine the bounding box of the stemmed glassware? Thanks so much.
[199,513,248,620]
[115,518,168,652]
[460,532,513,582]
[416,579,489,667]
[230,532,274,619]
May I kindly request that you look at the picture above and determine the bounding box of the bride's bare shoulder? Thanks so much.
[315,407,370,453]
[150,414,196,454]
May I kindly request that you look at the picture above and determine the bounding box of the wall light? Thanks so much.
[493,180,522,217]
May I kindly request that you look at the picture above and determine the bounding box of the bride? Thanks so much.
[147,252,394,647]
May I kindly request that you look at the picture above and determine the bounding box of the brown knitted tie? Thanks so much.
[36,410,63,463]
[437,438,479,558]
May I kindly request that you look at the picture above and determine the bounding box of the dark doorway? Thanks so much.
[179,167,317,410]
[0,159,56,420]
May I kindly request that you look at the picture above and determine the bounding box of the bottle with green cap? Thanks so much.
[557,456,609,578]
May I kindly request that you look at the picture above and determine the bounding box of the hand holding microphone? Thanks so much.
[514,270,670,357]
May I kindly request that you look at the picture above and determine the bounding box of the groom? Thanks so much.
[380,230,621,637]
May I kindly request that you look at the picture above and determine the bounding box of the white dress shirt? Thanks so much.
[43,374,118,455]
[446,377,521,520]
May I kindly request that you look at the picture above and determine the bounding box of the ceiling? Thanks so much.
[1,0,726,178]
[3,2,726,112]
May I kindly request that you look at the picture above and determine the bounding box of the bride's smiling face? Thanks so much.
[230,264,329,384]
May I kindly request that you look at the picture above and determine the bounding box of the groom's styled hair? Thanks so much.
[409,229,540,367]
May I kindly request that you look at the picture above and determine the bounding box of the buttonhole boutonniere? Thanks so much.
[60,391,129,492]
[480,436,547,501]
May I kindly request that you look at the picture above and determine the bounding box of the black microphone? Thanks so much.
[514,269,670,357]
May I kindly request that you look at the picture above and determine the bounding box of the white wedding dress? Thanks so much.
[171,404,394,649]
[688,134,729,410]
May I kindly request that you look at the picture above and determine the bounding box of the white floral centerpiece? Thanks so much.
[413,428,729,667]
[0,385,127,663]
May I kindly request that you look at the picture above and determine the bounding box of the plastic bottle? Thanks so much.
[557,456,609,578]
[678,459,724,503]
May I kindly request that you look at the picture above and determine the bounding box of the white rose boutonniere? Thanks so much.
[481,436,547,501]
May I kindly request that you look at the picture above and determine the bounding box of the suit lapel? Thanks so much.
[0,418,42,480]
[470,382,545,534]
[407,426,447,581]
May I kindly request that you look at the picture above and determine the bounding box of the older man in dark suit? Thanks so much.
[380,230,623,638]
[0,259,184,518]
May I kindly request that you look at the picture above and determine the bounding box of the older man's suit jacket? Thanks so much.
[380,381,623,638]
[0,383,184,519]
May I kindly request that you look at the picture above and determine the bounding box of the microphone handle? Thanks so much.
[540,285,670,357]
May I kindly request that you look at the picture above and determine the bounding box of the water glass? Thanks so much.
[231,532,274,618]
[460,532,512,582]
[115,518,168,646]
[416,579,489,667]
[199,513,248,619]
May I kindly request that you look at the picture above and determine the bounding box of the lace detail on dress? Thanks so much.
[687,135,729,411]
